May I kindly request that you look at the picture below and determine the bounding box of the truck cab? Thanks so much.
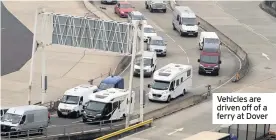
[98,76,124,91]
[198,51,221,76]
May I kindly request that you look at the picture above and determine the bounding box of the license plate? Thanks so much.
[62,112,68,115]
[206,71,211,73]
[188,33,194,35]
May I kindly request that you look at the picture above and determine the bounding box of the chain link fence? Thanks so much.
[218,124,270,140]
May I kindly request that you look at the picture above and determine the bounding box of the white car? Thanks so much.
[139,25,157,42]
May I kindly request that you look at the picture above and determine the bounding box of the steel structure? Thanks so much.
[51,13,134,54]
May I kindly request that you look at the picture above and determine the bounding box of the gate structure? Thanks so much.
[51,14,134,54]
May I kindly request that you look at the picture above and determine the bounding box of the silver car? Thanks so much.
[147,36,167,56]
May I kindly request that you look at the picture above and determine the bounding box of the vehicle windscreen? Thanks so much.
[86,101,106,112]
[1,113,22,124]
[135,58,152,66]
[203,45,220,53]
[61,95,79,104]
[151,80,170,90]
[132,15,146,20]
[150,39,164,46]
[205,38,220,44]
[120,4,132,8]
[182,17,197,25]
[200,55,219,64]
[98,83,115,90]
[144,27,155,33]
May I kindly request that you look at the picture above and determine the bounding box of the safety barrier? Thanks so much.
[95,119,153,140]
[259,0,276,17]
[218,124,270,140]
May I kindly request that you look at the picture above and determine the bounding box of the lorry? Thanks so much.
[57,84,98,118]
[145,0,167,13]
[82,88,135,123]
[1,105,49,135]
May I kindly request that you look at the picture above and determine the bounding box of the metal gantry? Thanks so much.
[51,13,134,54]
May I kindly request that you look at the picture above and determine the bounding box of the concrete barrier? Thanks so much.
[259,1,276,18]
[170,0,249,83]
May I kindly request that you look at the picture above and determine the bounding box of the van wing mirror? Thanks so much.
[198,22,200,25]
[179,21,182,25]
[170,87,174,91]
[220,42,222,45]
[219,60,222,64]
[148,84,151,88]
[197,59,200,62]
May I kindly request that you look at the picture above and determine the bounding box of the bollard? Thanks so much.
[63,126,66,136]
[206,85,211,96]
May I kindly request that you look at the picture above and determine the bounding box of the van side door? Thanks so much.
[169,80,176,98]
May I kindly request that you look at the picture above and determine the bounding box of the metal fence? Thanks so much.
[1,120,125,140]
[218,124,270,140]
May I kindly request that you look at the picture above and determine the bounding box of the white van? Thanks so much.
[134,51,157,77]
[199,32,221,50]
[139,24,157,42]
[1,105,48,134]
[172,6,200,37]
[82,88,135,123]
[128,11,147,25]
[57,84,98,118]
[148,63,192,103]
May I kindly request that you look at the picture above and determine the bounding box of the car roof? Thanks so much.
[201,32,219,39]
[151,36,163,40]
[144,24,153,28]
[101,76,123,84]
[131,11,143,16]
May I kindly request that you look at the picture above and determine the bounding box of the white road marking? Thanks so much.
[167,127,184,136]
[48,125,57,128]
[178,45,190,64]
[165,34,176,42]
[215,1,275,47]
[72,120,82,124]
[1,28,5,30]
[262,53,270,60]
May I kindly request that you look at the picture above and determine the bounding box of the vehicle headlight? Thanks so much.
[11,127,18,130]
[214,65,219,68]
[199,64,204,67]
[96,114,101,118]
[163,48,166,52]
[120,11,124,14]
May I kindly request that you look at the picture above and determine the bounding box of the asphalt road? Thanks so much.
[121,1,276,140]
[0,1,239,139]
[1,2,33,76]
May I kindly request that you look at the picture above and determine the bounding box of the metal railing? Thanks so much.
[218,124,270,140]
[1,120,125,140]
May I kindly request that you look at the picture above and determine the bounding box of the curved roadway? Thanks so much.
[1,1,240,139]
[121,1,276,140]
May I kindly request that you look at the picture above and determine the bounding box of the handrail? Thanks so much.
[95,118,153,140]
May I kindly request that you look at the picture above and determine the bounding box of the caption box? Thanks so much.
[212,93,276,124]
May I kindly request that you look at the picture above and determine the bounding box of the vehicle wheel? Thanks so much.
[83,118,87,122]
[216,71,219,76]
[173,23,176,30]
[154,66,156,71]
[149,99,153,102]
[146,4,149,9]
[179,30,183,36]
[150,7,153,12]
[57,111,63,118]
[163,9,166,13]
[182,89,186,96]
[194,33,198,37]
[38,128,43,134]
[198,70,202,75]
[75,111,80,118]
[166,96,171,103]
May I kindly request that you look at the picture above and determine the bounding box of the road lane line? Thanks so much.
[177,45,190,64]
[215,1,275,47]
[165,34,176,42]
[167,127,183,136]
[72,120,82,124]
